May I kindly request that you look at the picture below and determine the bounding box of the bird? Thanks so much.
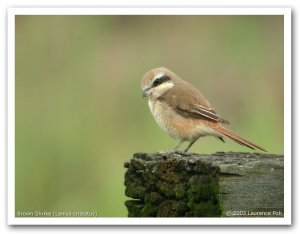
[140,67,267,153]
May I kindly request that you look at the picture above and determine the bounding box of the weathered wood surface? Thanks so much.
[124,151,284,217]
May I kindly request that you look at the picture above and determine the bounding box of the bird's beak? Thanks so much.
[142,88,150,97]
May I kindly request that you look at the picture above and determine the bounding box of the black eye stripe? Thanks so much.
[152,75,171,87]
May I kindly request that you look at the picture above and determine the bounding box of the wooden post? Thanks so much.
[124,151,284,217]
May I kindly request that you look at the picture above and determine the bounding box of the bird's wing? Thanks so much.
[159,81,229,124]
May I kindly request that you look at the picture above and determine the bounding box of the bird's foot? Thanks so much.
[157,150,175,155]
[157,149,192,157]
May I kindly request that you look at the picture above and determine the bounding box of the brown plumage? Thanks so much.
[141,67,267,152]
[204,121,267,152]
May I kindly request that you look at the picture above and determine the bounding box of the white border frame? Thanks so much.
[7,7,291,225]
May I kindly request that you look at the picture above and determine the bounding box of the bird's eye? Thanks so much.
[153,79,161,87]
[152,75,170,87]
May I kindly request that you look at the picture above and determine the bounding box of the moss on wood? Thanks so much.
[124,151,283,217]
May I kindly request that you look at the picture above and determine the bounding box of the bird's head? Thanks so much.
[141,67,176,99]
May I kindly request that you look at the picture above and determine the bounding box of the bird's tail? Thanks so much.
[210,125,267,152]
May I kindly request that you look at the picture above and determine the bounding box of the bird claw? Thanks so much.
[158,150,171,154]
[157,149,191,157]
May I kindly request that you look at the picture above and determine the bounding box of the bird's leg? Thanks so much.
[184,138,199,152]
[158,140,185,155]
[173,139,184,151]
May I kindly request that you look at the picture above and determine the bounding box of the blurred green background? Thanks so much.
[15,15,283,217]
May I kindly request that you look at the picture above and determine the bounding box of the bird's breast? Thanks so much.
[148,99,172,136]
[147,99,221,141]
[148,99,197,140]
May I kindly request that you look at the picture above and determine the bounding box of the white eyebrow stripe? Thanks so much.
[154,72,166,80]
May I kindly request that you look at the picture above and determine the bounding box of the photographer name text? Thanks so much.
[224,210,283,217]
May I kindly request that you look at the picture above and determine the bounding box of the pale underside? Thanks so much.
[148,98,222,142]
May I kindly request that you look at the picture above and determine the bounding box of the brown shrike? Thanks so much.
[141,67,267,153]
